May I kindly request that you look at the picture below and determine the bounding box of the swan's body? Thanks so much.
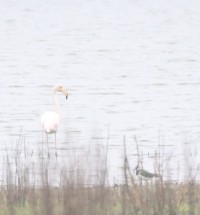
[41,85,68,137]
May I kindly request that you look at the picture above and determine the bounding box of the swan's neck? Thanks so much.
[52,92,61,115]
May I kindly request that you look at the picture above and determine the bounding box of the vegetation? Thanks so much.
[0,136,200,215]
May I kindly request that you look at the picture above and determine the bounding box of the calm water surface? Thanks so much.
[1,0,200,182]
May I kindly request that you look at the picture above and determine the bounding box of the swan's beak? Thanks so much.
[66,94,68,100]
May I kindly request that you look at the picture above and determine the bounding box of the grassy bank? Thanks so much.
[0,137,200,215]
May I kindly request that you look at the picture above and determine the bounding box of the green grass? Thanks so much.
[0,182,200,215]
[0,136,200,215]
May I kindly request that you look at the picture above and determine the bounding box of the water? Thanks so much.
[1,0,200,182]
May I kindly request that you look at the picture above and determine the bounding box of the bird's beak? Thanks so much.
[62,87,68,100]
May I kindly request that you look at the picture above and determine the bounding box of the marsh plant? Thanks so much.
[0,136,200,215]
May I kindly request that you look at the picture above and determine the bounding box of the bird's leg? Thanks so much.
[42,132,44,149]
[55,132,58,158]
[40,132,44,159]
[46,133,50,158]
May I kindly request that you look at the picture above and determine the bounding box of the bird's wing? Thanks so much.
[140,169,154,178]
[41,111,60,133]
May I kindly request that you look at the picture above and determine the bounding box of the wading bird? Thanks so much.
[135,162,161,179]
[41,85,68,155]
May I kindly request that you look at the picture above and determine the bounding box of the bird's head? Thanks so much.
[135,161,142,176]
[136,169,141,175]
[53,85,68,99]
[135,161,140,171]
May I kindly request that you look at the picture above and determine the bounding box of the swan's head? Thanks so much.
[53,85,68,99]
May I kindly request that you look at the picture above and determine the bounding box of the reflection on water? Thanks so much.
[1,0,200,181]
